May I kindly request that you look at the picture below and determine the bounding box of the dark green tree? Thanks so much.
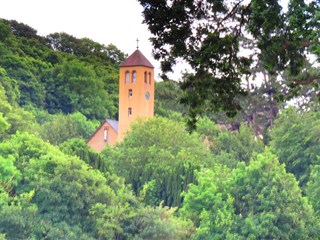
[102,117,212,207]
[46,59,116,118]
[196,118,264,168]
[59,138,102,169]
[0,19,122,121]
[138,0,320,129]
[307,164,320,216]
[210,123,264,164]
[38,112,98,145]
[270,107,320,191]
[155,80,186,117]
[0,132,194,239]
[181,151,318,239]
[0,191,38,240]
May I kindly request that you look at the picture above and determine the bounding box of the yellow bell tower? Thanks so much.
[117,48,154,141]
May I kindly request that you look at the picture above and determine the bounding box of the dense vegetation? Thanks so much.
[138,0,320,130]
[1,17,320,239]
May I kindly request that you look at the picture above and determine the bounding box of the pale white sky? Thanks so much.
[0,0,291,82]
[0,0,174,80]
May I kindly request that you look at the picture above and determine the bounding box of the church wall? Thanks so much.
[118,65,154,141]
[87,121,118,152]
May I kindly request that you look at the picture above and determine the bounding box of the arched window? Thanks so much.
[104,127,109,142]
[148,72,151,85]
[132,71,137,83]
[144,71,147,84]
[125,71,130,84]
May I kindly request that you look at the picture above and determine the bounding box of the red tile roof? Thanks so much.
[120,49,154,68]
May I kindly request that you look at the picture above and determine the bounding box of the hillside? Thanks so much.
[0,19,320,239]
[0,19,123,120]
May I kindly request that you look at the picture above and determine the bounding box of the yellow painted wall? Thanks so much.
[118,65,154,141]
[87,121,118,152]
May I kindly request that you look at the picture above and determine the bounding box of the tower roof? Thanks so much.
[120,49,154,68]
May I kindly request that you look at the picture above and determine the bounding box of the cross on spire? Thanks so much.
[136,38,139,49]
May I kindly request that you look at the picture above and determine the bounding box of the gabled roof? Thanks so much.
[86,118,118,143]
[120,49,154,68]
[105,119,118,133]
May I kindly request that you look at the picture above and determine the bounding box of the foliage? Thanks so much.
[0,132,194,239]
[0,79,38,139]
[5,107,37,136]
[307,163,320,216]
[38,112,99,145]
[196,118,264,168]
[124,205,193,240]
[138,0,320,129]
[0,155,20,192]
[213,124,264,164]
[0,18,123,120]
[0,191,38,240]
[46,59,117,119]
[46,32,125,63]
[181,151,318,239]
[270,107,320,190]
[155,80,186,117]
[0,133,117,238]
[102,117,211,207]
[0,13,319,240]
[214,64,285,140]
[91,200,194,239]
[59,138,102,169]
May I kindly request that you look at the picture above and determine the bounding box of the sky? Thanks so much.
[0,0,172,80]
[0,0,291,82]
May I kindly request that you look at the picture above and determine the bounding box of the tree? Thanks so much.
[45,33,125,64]
[196,118,264,168]
[3,19,40,40]
[0,80,37,139]
[0,19,122,122]
[138,0,320,129]
[0,19,11,42]
[307,164,320,216]
[38,112,99,145]
[0,132,122,238]
[0,67,20,106]
[46,59,116,119]
[155,80,186,117]
[0,131,194,239]
[91,202,193,240]
[180,151,318,239]
[0,155,20,193]
[59,138,101,169]
[102,117,212,207]
[0,191,38,240]
[210,123,264,164]
[270,107,320,191]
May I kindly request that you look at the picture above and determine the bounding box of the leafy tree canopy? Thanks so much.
[307,164,320,217]
[0,132,193,239]
[102,116,212,207]
[138,0,320,129]
[181,151,318,239]
[270,107,320,191]
[0,19,124,121]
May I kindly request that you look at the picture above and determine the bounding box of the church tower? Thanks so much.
[87,48,154,151]
[117,49,154,141]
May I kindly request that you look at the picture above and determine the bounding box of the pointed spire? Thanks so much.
[120,49,154,68]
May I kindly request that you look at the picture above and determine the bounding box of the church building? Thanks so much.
[87,48,154,152]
